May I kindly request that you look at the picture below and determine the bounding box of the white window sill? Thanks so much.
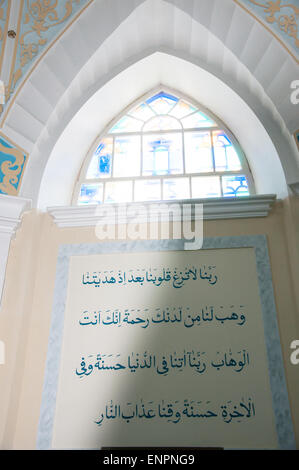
[48,195,277,228]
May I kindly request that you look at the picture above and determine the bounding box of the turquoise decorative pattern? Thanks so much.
[0,133,27,195]
[0,0,9,73]
[240,0,299,55]
[2,0,92,115]
[0,0,298,120]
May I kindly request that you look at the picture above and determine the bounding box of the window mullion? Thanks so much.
[220,176,224,197]
[84,169,247,184]
[103,181,107,203]
[111,136,115,178]
[182,130,186,174]
[210,131,216,173]
[132,179,136,202]
[140,135,143,177]
[108,126,220,139]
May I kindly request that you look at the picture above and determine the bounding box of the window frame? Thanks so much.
[73,87,255,205]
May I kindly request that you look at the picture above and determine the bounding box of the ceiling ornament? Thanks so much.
[0,0,92,119]
[242,0,299,50]
[0,132,28,196]
[0,0,10,75]
[0,0,297,125]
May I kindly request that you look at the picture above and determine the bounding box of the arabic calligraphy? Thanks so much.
[82,265,218,288]
[94,397,256,427]
[76,348,250,377]
[78,305,246,328]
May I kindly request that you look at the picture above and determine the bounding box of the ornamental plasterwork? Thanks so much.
[0,0,296,192]
[0,132,27,196]
[241,0,299,52]
[0,0,298,123]
[0,0,92,118]
[0,0,10,75]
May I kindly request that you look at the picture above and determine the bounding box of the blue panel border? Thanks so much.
[37,236,296,450]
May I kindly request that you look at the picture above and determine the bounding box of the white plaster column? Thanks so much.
[0,194,31,304]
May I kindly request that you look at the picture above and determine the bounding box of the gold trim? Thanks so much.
[0,0,94,126]
[0,130,28,196]
[0,0,11,75]
[233,0,299,65]
[0,129,28,154]
[6,0,24,104]
[247,0,299,48]
[0,0,298,127]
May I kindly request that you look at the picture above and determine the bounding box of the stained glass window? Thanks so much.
[135,180,161,202]
[78,183,103,205]
[143,134,183,176]
[86,138,113,179]
[222,175,249,197]
[113,136,140,177]
[184,132,213,173]
[213,131,241,172]
[76,90,253,204]
[163,178,190,200]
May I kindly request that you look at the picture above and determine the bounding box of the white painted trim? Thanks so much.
[0,194,31,234]
[0,195,31,303]
[48,195,276,228]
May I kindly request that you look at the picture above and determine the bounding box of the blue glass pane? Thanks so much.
[222,175,249,197]
[78,183,103,205]
[86,138,112,179]
[146,91,178,105]
[146,92,178,114]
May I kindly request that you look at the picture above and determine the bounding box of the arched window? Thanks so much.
[74,89,254,205]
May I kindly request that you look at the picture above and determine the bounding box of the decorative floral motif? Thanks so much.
[0,0,90,117]
[0,135,27,196]
[0,0,9,69]
[20,0,80,68]
[0,0,5,41]
[248,0,299,48]
[0,0,7,37]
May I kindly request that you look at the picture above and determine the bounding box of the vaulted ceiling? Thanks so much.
[0,0,298,205]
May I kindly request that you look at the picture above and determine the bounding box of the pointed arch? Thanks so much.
[74,86,254,205]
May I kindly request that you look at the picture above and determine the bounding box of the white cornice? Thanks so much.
[0,195,32,305]
[48,195,277,228]
[0,194,32,236]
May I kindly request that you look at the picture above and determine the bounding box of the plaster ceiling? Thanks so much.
[0,0,298,205]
